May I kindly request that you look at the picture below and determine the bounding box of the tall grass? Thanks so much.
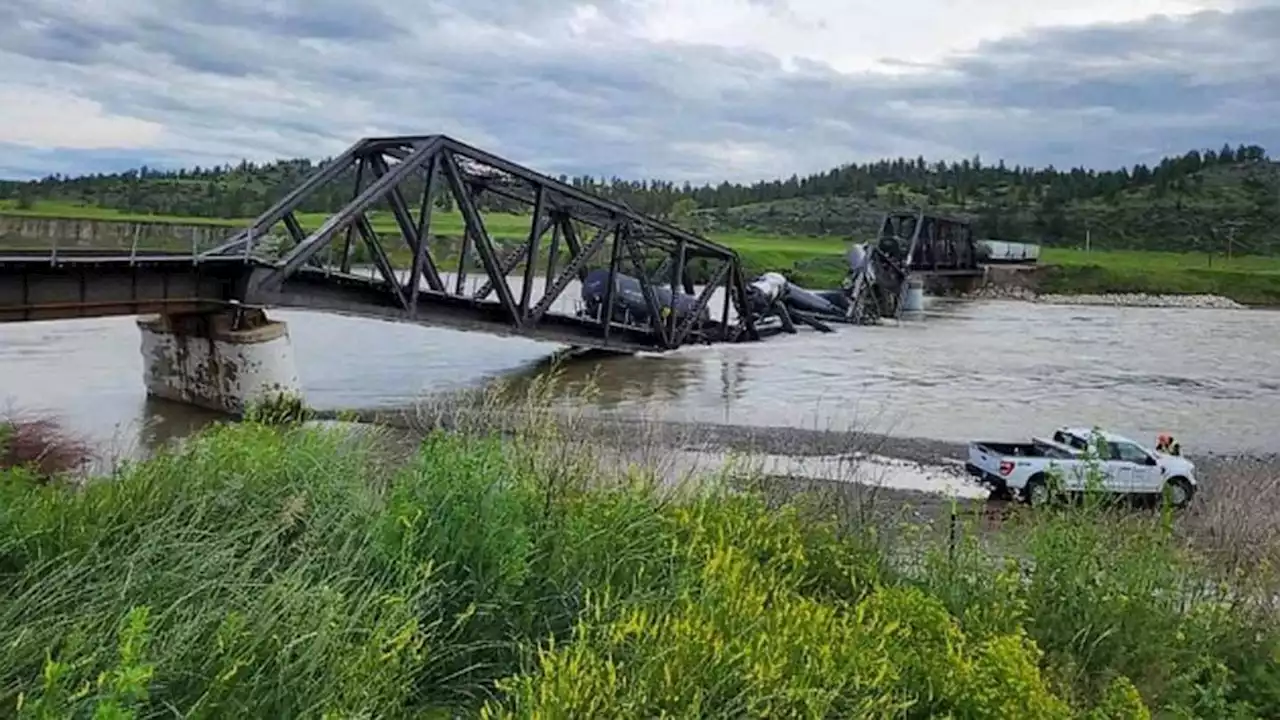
[2,386,1278,717]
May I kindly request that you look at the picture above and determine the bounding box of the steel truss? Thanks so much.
[875,209,981,274]
[203,135,759,351]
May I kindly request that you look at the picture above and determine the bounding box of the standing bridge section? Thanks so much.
[842,209,984,322]
[0,135,761,413]
[875,208,983,277]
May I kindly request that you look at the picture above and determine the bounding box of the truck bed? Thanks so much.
[966,438,1080,488]
[971,441,1073,459]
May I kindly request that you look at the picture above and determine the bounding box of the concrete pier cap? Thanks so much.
[137,306,301,415]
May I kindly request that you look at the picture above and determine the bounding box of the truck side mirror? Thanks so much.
[1144,454,1158,466]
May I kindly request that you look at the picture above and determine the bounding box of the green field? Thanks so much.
[4,200,1280,304]
[1034,248,1280,304]
[0,200,843,251]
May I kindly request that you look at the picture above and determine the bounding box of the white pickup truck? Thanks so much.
[965,426,1197,507]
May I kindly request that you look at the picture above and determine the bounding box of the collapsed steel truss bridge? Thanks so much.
[0,135,762,352]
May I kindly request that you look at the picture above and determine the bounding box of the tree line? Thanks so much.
[0,142,1275,251]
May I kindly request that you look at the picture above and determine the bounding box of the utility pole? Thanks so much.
[1221,219,1245,262]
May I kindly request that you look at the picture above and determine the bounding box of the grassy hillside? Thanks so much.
[694,161,1280,255]
[3,141,1276,254]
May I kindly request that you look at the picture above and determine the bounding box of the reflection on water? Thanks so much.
[493,350,709,410]
[1,295,1278,456]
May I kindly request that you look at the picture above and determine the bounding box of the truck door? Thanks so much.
[1107,462,1135,494]
[1107,441,1157,495]
[1063,431,1115,491]
[1119,443,1163,492]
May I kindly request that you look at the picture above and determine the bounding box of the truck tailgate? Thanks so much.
[967,443,1011,478]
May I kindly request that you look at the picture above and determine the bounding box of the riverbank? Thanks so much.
[4,415,1279,717]
[316,396,1280,557]
[964,283,1252,309]
[1034,258,1280,307]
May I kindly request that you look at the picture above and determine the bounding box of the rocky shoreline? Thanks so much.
[964,284,1247,309]
[313,404,1280,552]
[320,406,1274,491]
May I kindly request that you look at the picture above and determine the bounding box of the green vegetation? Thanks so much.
[3,393,1280,717]
[3,142,1275,252]
[3,141,1280,301]
[241,391,314,426]
[0,414,92,480]
[0,198,850,289]
[1035,249,1280,305]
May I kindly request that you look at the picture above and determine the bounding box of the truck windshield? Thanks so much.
[1108,442,1151,464]
[1053,431,1089,451]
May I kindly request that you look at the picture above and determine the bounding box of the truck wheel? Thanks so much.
[1163,477,1194,509]
[1022,474,1051,507]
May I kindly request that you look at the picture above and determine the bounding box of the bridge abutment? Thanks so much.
[923,274,984,296]
[137,307,301,415]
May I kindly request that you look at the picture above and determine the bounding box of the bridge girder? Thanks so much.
[200,134,760,351]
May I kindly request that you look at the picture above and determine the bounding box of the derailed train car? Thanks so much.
[579,268,710,326]
[578,207,983,338]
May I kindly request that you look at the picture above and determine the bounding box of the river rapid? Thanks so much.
[2,287,1277,462]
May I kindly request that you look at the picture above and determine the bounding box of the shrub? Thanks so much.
[242,391,312,424]
[0,414,91,480]
[485,496,1072,719]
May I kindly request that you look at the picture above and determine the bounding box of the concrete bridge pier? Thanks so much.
[137,307,301,415]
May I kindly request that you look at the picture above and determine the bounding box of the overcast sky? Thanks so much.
[0,0,1276,183]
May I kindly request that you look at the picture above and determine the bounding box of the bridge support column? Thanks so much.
[901,276,925,313]
[137,307,301,415]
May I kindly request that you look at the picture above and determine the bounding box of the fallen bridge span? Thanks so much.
[0,133,916,412]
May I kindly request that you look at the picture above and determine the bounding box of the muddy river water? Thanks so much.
[2,282,1277,460]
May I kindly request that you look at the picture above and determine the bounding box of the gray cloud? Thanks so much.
[0,1,1277,182]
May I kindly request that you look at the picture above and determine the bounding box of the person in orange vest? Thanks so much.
[1156,433,1182,456]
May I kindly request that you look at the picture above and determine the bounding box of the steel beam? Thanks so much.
[621,224,671,347]
[439,150,522,325]
[528,222,611,325]
[729,262,760,341]
[367,154,430,257]
[543,216,562,298]
[475,213,554,302]
[599,222,624,342]
[369,150,446,293]
[441,136,733,259]
[517,186,547,315]
[338,157,365,274]
[259,137,444,290]
[202,141,365,258]
[354,215,408,309]
[672,260,730,347]
[0,255,246,323]
[409,152,445,300]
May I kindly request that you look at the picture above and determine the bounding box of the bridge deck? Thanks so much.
[0,251,703,352]
[0,251,245,323]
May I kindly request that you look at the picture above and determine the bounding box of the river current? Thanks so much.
[2,286,1276,459]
